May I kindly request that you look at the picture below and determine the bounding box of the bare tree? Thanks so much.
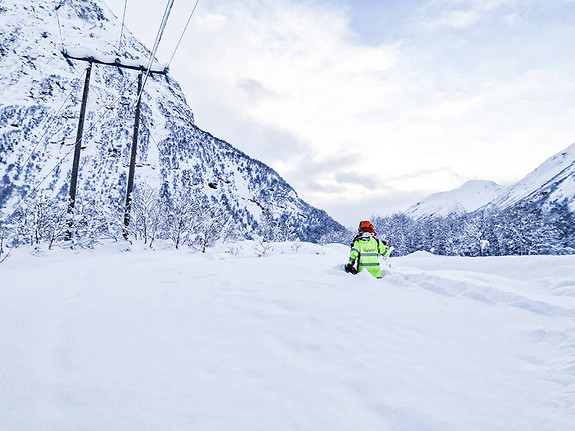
[165,189,202,249]
[194,199,232,252]
[130,185,163,246]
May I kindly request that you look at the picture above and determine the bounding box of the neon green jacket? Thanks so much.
[349,235,391,278]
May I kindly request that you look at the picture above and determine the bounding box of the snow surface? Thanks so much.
[1,242,575,430]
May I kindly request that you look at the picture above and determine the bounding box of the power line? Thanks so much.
[79,73,138,145]
[45,74,138,184]
[117,0,128,54]
[121,0,177,232]
[137,0,176,104]
[19,68,85,173]
[62,14,172,231]
[7,0,177,230]
[54,1,66,53]
[167,0,202,68]
[54,1,80,73]
[9,73,139,215]
[3,1,176,234]
[139,116,164,154]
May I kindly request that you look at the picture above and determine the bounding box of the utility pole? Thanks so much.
[68,57,93,213]
[61,51,168,239]
[123,70,143,238]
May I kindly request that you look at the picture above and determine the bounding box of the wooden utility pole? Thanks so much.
[61,51,168,238]
[68,58,93,212]
[123,70,143,237]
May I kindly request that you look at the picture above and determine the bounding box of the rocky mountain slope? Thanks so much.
[0,0,346,241]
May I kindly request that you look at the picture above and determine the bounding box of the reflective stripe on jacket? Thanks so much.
[349,236,390,278]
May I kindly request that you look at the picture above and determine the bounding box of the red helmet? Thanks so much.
[358,220,377,235]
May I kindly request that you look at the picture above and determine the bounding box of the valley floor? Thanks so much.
[1,242,575,430]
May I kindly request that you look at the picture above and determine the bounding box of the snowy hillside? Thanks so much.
[406,180,506,219]
[404,143,575,219]
[0,0,345,241]
[488,143,575,211]
[1,243,575,430]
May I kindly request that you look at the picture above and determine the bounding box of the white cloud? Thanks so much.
[105,0,575,223]
[421,0,522,30]
[433,10,483,29]
[161,1,415,200]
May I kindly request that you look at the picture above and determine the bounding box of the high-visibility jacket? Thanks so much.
[349,236,391,278]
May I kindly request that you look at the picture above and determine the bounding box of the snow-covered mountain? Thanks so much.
[486,143,575,211]
[405,144,575,219]
[406,180,507,219]
[0,0,345,241]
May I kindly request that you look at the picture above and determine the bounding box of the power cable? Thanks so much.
[4,73,139,222]
[54,0,81,72]
[3,0,175,235]
[34,73,137,190]
[54,1,66,53]
[167,0,202,68]
[117,0,128,54]
[19,68,85,172]
[136,0,176,105]
[5,0,175,230]
[139,117,164,168]
[78,72,138,147]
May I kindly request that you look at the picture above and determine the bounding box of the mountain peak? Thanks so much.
[405,143,575,219]
[406,179,506,219]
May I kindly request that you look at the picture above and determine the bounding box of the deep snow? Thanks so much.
[1,242,575,430]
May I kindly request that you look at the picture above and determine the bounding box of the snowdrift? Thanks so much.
[1,243,575,430]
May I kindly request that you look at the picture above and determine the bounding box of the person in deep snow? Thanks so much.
[345,220,391,278]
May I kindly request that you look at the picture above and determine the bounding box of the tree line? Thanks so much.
[2,189,574,260]
[0,184,309,259]
[371,202,575,257]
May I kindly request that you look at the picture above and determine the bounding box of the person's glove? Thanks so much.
[345,263,358,274]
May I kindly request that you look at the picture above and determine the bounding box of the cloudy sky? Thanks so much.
[105,0,575,227]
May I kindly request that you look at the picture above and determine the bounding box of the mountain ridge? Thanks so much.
[405,144,575,219]
[405,179,507,219]
[486,143,575,211]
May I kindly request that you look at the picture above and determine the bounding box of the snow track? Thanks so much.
[398,270,575,318]
[1,243,575,430]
